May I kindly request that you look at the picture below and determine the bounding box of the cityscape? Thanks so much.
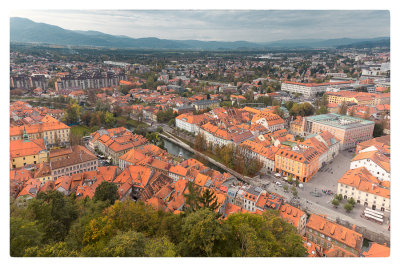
[9,10,391,258]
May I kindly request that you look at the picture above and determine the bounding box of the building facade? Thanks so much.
[303,114,375,150]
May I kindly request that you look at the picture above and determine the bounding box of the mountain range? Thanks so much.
[10,17,390,50]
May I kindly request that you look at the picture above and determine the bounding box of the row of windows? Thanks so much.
[53,161,97,175]
[53,166,97,179]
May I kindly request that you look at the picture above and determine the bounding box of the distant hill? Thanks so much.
[10,17,390,50]
[336,38,390,49]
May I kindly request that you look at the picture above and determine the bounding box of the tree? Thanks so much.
[104,230,146,257]
[80,111,92,126]
[194,133,207,151]
[334,193,343,202]
[339,102,348,115]
[94,182,119,205]
[184,182,202,212]
[28,191,78,242]
[144,236,177,257]
[24,242,79,257]
[331,198,340,208]
[344,203,354,213]
[287,175,293,184]
[302,102,315,116]
[168,118,175,127]
[316,105,328,115]
[283,185,289,192]
[224,211,307,257]
[347,197,356,207]
[104,111,116,127]
[89,112,101,128]
[273,106,285,118]
[284,101,294,111]
[179,208,227,256]
[291,186,298,197]
[10,217,44,257]
[197,188,221,212]
[64,101,82,124]
[373,123,384,137]
[112,105,123,117]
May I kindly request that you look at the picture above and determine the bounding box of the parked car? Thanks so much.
[276,181,282,187]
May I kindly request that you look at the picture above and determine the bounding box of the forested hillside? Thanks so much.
[10,184,307,257]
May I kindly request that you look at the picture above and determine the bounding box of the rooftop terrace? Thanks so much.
[305,113,374,130]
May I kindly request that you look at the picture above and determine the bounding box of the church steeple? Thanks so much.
[22,127,30,143]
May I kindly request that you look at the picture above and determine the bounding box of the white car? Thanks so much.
[276,181,282,186]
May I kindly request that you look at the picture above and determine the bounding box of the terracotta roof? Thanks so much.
[352,150,390,173]
[50,145,97,170]
[362,242,390,257]
[279,203,305,228]
[10,138,46,158]
[10,115,69,136]
[169,165,188,177]
[306,214,363,250]
[325,246,358,257]
[338,167,390,199]
[145,197,166,210]
[10,169,33,183]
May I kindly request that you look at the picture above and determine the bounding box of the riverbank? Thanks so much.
[160,131,250,183]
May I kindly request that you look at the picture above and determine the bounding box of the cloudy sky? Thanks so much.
[10,10,390,42]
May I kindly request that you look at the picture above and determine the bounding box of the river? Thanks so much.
[162,138,225,173]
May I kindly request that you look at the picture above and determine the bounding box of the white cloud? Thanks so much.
[10,10,390,42]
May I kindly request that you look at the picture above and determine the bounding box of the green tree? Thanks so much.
[64,101,82,124]
[335,194,343,202]
[316,105,328,115]
[94,182,119,205]
[224,211,307,257]
[344,203,354,213]
[144,236,177,257]
[331,198,340,208]
[104,111,116,127]
[28,191,78,242]
[283,185,289,192]
[10,217,44,257]
[373,123,384,137]
[291,186,298,197]
[347,197,356,207]
[24,242,79,257]
[104,230,146,257]
[184,182,202,212]
[198,188,221,212]
[179,208,227,257]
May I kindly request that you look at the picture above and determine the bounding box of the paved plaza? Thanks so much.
[251,150,390,238]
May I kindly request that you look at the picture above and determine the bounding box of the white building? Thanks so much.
[281,81,352,98]
[175,113,206,134]
[337,167,390,212]
[350,151,390,181]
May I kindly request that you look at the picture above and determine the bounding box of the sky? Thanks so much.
[10,10,390,42]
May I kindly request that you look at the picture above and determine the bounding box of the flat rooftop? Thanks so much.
[305,113,375,130]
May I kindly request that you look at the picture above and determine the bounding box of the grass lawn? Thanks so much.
[70,125,91,136]
[115,116,148,128]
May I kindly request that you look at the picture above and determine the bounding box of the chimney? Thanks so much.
[352,224,356,231]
